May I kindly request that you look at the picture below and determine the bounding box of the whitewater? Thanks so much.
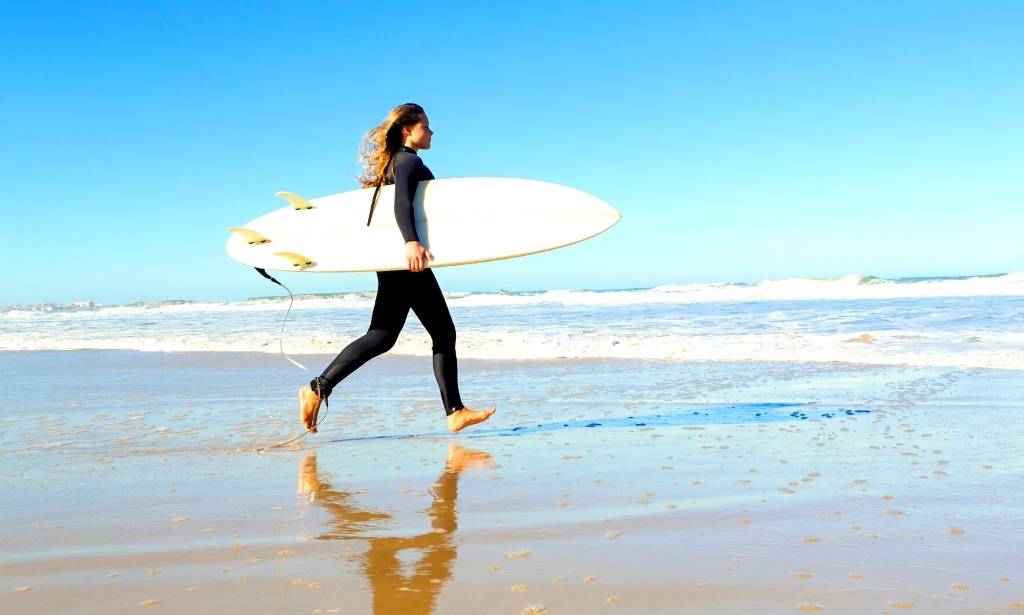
[3,273,1023,370]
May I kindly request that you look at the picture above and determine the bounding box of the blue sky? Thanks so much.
[1,1,1021,305]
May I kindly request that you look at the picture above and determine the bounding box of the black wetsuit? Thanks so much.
[311,146,464,415]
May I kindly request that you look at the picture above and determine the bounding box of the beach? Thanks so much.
[3,347,1023,614]
[7,0,1023,611]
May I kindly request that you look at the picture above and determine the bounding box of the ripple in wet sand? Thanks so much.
[507,548,534,559]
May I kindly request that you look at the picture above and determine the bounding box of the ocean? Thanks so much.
[5,273,1022,370]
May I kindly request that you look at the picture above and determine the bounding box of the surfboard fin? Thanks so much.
[226,226,271,245]
[276,191,315,210]
[273,251,315,270]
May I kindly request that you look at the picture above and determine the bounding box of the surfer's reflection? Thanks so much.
[298,443,495,615]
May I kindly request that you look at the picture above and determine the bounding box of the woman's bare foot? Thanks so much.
[446,406,496,432]
[298,384,322,434]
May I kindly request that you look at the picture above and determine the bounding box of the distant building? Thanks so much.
[38,300,96,312]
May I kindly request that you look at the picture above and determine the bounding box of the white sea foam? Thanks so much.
[4,273,1023,370]
[6,272,1023,319]
[2,326,1022,370]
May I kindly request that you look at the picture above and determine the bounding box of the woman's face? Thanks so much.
[404,115,433,150]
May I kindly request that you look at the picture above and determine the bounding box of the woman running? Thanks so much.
[298,103,497,434]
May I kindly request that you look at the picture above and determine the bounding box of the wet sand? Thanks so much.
[2,351,1023,614]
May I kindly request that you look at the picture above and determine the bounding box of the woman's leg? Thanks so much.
[409,270,464,415]
[313,271,412,398]
[410,270,495,431]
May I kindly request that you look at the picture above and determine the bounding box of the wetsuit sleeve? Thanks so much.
[393,154,421,243]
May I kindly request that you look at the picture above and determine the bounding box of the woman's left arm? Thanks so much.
[394,154,433,271]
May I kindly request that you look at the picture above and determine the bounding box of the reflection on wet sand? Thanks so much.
[298,444,495,615]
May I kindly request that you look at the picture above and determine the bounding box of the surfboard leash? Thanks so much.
[255,267,306,370]
[255,402,329,451]
[250,267,332,452]
[254,377,330,452]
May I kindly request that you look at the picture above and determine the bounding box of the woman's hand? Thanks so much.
[405,241,434,272]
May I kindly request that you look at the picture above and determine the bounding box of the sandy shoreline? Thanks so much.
[2,351,1022,613]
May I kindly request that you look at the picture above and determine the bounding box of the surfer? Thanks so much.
[298,103,497,434]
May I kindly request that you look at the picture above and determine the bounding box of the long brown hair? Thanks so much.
[358,103,425,188]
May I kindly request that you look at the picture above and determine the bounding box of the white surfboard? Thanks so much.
[226,177,620,272]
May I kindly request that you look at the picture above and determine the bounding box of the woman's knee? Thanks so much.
[430,324,456,350]
[365,329,400,354]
